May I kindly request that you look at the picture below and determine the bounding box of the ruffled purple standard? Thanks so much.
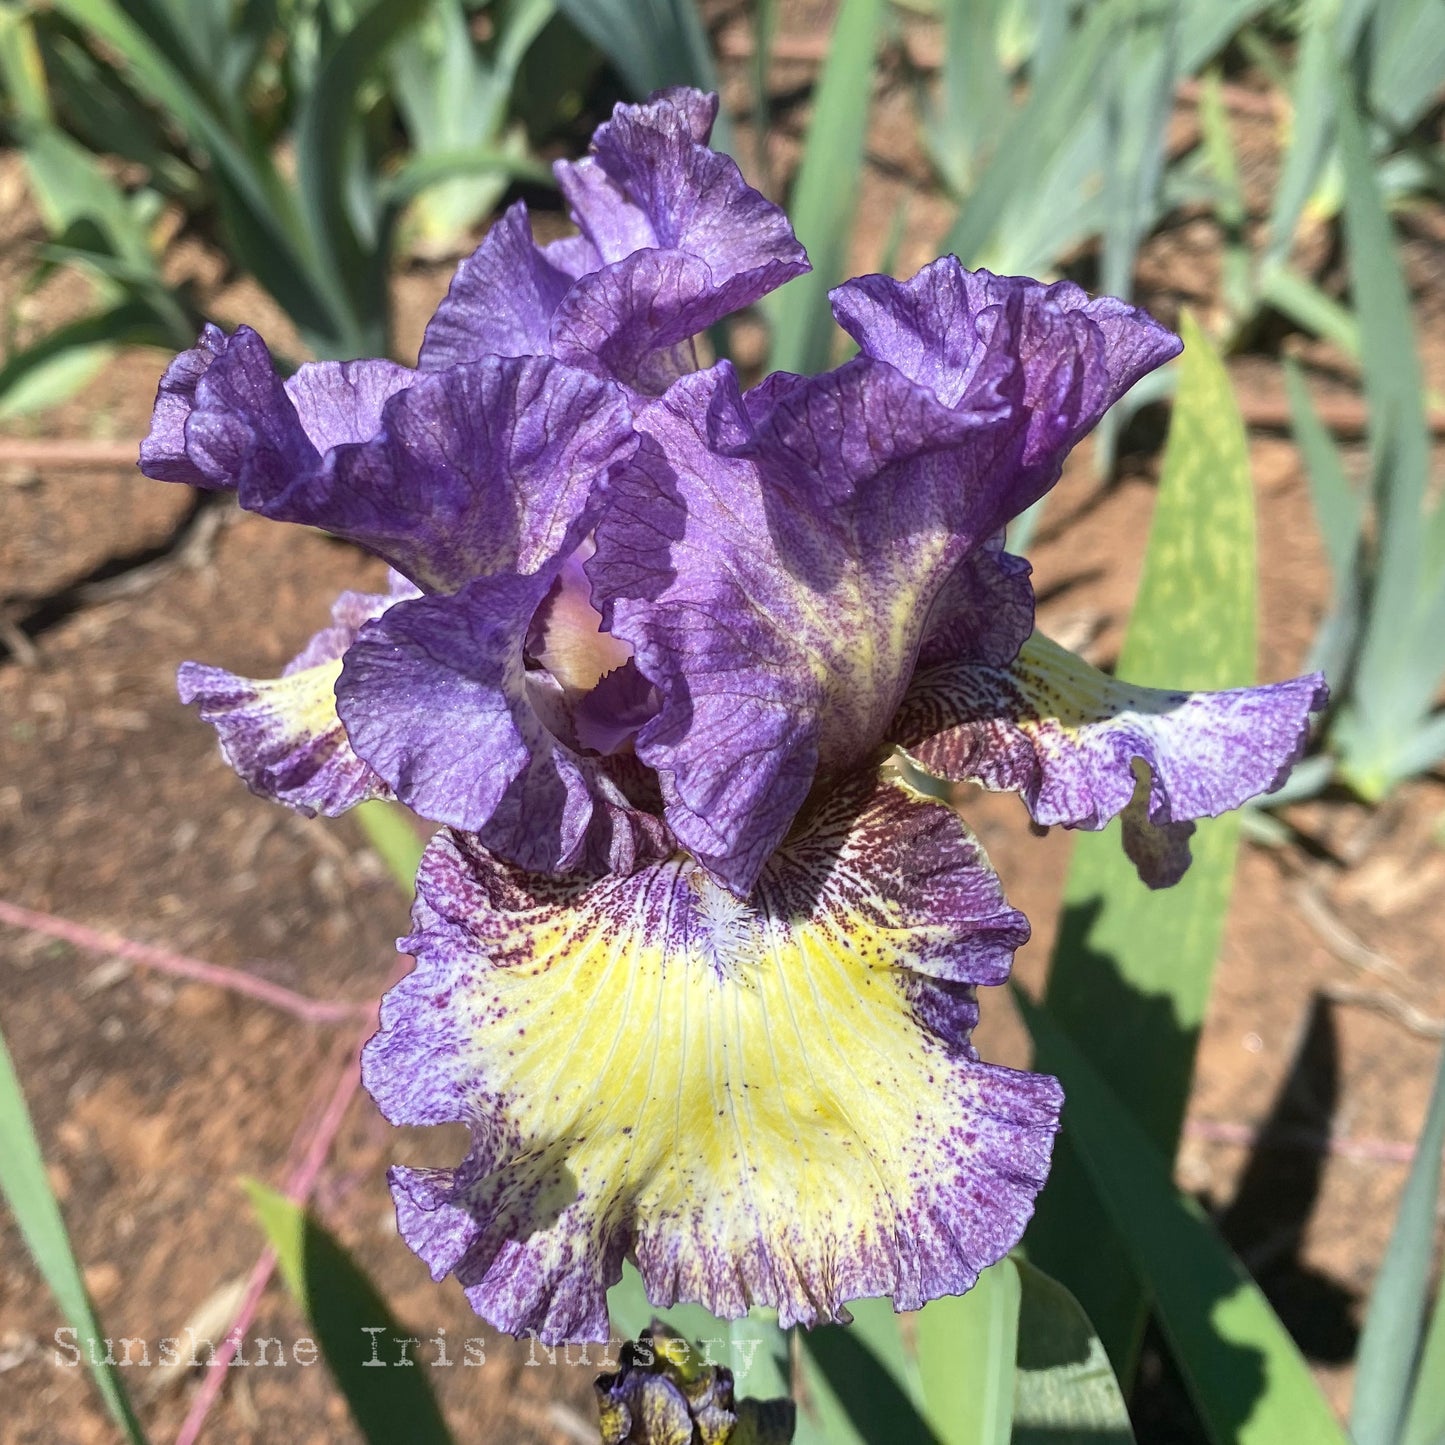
[420,89,809,394]
[138,89,816,878]
[143,325,628,593]
[918,536,1036,670]
[831,260,1182,527]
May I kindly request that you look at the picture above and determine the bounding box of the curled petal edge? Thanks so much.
[891,631,1329,886]
[178,583,414,816]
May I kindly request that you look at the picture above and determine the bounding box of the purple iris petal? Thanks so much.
[416,203,576,366]
[419,88,809,393]
[307,355,660,872]
[337,577,552,835]
[306,356,635,594]
[284,357,419,451]
[139,321,415,514]
[590,358,1035,895]
[144,326,635,597]
[919,535,1036,670]
[139,322,229,487]
[571,659,658,757]
[177,332,416,511]
[554,87,721,263]
[832,260,1183,527]
[363,772,1056,1342]
[336,575,664,875]
[892,632,1329,886]
[177,575,418,816]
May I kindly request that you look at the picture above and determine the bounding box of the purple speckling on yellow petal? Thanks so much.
[362,771,1059,1343]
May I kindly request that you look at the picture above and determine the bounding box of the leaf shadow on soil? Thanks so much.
[1216,993,1358,1363]
[1131,991,1357,1442]
[1033,899,1350,1443]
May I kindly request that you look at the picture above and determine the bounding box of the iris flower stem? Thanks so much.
[0,898,372,1025]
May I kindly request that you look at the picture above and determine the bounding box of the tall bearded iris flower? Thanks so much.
[140,89,1326,1344]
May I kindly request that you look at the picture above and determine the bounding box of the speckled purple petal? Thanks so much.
[177,573,418,816]
[336,565,665,875]
[590,359,1017,895]
[832,260,1183,528]
[146,327,635,595]
[919,534,1035,670]
[362,771,1057,1343]
[892,631,1329,886]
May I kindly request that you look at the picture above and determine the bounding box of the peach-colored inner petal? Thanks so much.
[534,545,633,696]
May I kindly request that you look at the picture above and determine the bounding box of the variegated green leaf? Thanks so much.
[1028,313,1259,1374]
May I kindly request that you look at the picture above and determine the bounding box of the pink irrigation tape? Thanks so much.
[0,899,370,1024]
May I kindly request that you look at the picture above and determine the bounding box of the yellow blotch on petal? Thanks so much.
[384,775,1057,1334]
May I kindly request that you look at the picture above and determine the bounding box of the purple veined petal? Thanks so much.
[833,259,1181,418]
[283,356,417,452]
[150,325,636,595]
[590,359,1020,895]
[831,260,1183,530]
[139,323,229,488]
[548,88,809,394]
[146,325,415,501]
[337,577,536,829]
[917,533,1035,670]
[571,660,659,757]
[336,576,669,876]
[418,203,579,370]
[420,90,807,396]
[362,770,1058,1344]
[177,576,418,816]
[891,630,1330,887]
[550,250,720,396]
[539,232,602,281]
[313,357,636,593]
[555,88,804,281]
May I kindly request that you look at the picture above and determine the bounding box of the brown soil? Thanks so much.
[2,10,1443,1443]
